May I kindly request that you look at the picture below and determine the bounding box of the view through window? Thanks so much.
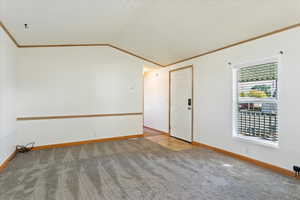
[233,58,279,144]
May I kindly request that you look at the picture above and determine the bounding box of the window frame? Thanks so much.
[232,56,281,148]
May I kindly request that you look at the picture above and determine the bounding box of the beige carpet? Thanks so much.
[1,138,300,200]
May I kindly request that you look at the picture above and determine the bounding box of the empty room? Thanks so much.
[1,0,300,199]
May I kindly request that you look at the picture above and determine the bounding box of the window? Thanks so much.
[232,57,279,146]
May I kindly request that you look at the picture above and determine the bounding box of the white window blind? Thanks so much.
[234,59,279,143]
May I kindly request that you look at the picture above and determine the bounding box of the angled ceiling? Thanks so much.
[1,0,300,66]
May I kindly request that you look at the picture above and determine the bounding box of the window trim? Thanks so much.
[232,55,281,148]
[233,134,279,148]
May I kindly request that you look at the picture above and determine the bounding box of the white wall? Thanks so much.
[0,27,17,165]
[145,27,300,171]
[17,46,146,146]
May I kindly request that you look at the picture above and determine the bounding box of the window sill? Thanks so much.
[233,135,279,149]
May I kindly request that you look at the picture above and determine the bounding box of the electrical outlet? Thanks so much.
[293,165,300,176]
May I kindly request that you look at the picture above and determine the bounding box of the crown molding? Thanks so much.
[2,20,300,68]
[18,44,108,48]
[164,23,300,67]
[106,44,163,66]
[0,20,20,47]
[0,21,164,67]
[18,43,164,66]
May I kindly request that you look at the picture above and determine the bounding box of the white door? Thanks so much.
[170,66,193,142]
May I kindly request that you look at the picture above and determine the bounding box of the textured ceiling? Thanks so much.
[1,0,300,66]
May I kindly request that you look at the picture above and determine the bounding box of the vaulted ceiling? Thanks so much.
[1,0,300,66]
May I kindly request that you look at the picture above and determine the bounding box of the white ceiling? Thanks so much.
[1,0,300,66]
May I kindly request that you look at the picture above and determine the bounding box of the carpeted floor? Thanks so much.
[1,137,299,200]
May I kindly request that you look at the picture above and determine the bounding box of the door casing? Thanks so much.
[169,65,194,142]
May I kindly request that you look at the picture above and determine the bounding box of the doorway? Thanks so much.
[169,65,193,142]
